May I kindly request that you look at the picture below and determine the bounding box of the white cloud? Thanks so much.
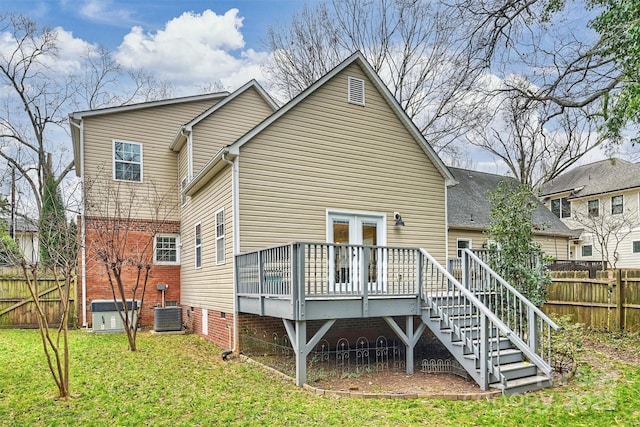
[114,9,268,93]
[68,0,138,27]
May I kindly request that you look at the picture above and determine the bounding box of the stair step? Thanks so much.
[465,348,523,364]
[491,375,553,395]
[498,362,538,380]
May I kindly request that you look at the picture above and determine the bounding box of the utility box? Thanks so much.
[153,306,182,332]
[91,300,139,333]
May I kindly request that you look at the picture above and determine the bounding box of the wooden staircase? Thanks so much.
[420,249,559,395]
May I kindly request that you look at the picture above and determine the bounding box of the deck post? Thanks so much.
[383,316,426,375]
[283,319,307,387]
[406,316,414,374]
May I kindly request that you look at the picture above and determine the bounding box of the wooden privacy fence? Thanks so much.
[543,270,640,331]
[0,267,77,328]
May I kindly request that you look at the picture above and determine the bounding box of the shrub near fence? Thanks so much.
[543,270,640,331]
[0,267,76,328]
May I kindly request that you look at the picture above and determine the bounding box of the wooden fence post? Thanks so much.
[616,269,624,331]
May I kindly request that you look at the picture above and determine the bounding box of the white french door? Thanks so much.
[327,212,386,293]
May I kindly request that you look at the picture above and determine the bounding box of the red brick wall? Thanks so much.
[82,216,181,327]
[183,306,235,350]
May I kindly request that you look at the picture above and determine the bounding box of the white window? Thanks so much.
[588,199,599,217]
[581,245,593,257]
[633,241,640,254]
[348,76,365,106]
[612,195,623,215]
[194,223,202,269]
[113,140,142,182]
[180,176,188,207]
[551,197,571,218]
[457,239,471,258]
[154,234,179,264]
[215,209,225,265]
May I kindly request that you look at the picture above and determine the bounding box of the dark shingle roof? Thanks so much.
[540,158,640,199]
[447,167,573,236]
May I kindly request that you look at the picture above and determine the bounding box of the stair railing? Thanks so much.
[462,249,560,372]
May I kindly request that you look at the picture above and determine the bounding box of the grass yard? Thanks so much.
[1,329,639,426]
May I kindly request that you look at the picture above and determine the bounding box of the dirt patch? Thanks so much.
[311,370,481,395]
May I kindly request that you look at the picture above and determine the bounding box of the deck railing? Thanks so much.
[236,242,423,299]
[462,248,559,372]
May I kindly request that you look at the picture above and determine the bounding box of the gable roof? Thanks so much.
[169,80,278,152]
[70,91,229,177]
[225,51,456,186]
[448,167,573,236]
[540,158,640,199]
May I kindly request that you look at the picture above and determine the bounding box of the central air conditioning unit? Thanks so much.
[153,306,183,332]
[91,300,139,333]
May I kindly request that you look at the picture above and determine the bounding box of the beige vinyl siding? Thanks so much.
[448,228,569,260]
[237,62,448,262]
[83,99,216,220]
[191,88,275,175]
[180,166,234,312]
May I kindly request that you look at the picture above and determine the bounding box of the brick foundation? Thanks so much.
[81,216,181,327]
[183,306,235,350]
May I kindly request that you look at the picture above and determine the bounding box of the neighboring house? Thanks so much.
[447,167,573,262]
[1,216,39,264]
[71,52,556,394]
[540,158,640,268]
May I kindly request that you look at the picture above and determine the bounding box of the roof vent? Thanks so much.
[348,76,365,106]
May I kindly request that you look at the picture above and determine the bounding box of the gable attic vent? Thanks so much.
[348,76,365,106]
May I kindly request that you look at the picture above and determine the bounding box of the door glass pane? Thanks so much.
[362,222,377,282]
[333,220,350,283]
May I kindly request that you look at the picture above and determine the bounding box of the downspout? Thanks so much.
[221,150,238,355]
[70,118,87,328]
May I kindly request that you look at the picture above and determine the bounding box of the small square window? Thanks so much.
[633,241,640,254]
[155,235,179,264]
[582,245,593,257]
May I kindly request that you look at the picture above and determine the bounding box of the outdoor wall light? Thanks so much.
[394,212,405,226]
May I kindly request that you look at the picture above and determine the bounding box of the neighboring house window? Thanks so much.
[215,209,225,265]
[113,140,142,182]
[180,176,188,206]
[195,223,202,268]
[588,199,599,217]
[348,76,365,105]
[457,239,470,258]
[633,241,640,254]
[581,245,593,257]
[154,234,179,264]
[611,195,623,214]
[550,197,571,218]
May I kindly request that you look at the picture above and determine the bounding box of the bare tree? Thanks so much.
[264,0,485,159]
[465,89,602,188]
[0,13,172,219]
[572,205,636,269]
[84,173,178,351]
[0,177,77,399]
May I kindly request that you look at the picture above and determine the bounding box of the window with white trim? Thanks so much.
[456,239,471,258]
[581,245,593,257]
[113,140,142,182]
[612,195,623,215]
[154,234,179,264]
[348,76,365,106]
[215,209,225,265]
[588,199,599,217]
[550,197,571,218]
[180,176,188,207]
[194,223,202,268]
[633,241,640,254]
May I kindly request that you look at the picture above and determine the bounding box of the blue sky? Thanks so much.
[1,0,310,93]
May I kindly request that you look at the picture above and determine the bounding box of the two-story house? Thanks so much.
[71,52,557,394]
[540,158,640,268]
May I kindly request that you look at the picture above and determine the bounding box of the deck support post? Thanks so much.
[283,318,336,387]
[383,315,425,375]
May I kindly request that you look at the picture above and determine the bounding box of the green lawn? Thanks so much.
[1,329,639,426]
